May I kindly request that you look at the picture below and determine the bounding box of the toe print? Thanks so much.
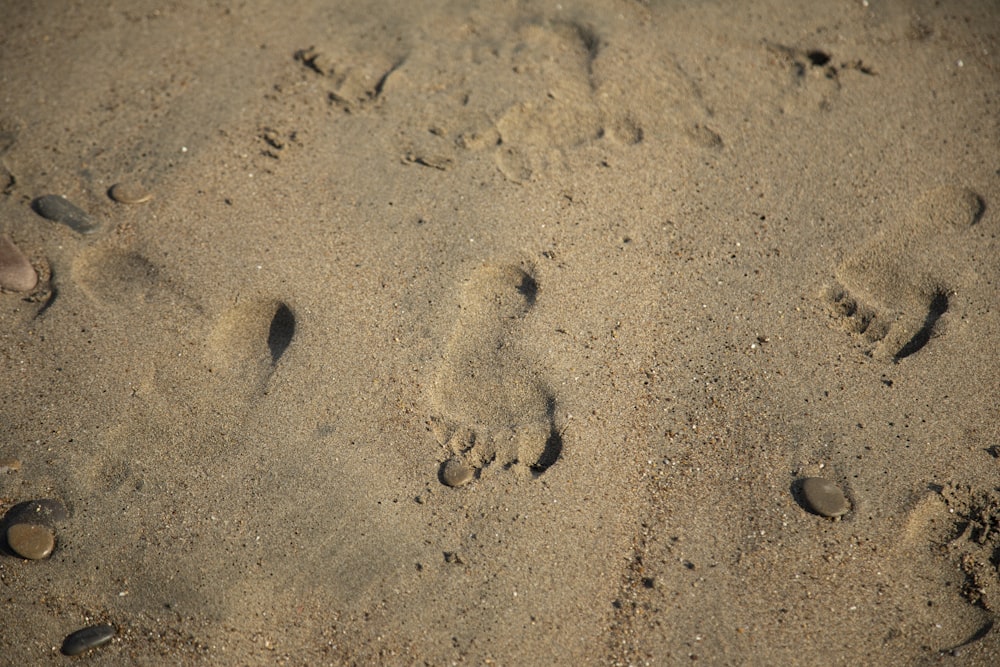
[826,185,986,361]
[431,263,563,485]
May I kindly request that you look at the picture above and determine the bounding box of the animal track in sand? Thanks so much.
[207,298,297,392]
[431,263,562,484]
[825,185,986,362]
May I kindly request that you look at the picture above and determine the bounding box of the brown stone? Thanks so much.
[6,522,55,559]
[0,236,37,292]
[108,181,153,204]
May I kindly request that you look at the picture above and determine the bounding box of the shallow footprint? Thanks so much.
[72,246,163,306]
[825,185,986,362]
[206,297,296,393]
[431,263,562,484]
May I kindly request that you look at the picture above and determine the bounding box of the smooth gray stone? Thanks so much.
[800,477,850,518]
[32,195,100,234]
[61,624,115,656]
[440,458,473,487]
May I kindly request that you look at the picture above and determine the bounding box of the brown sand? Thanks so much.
[1,1,999,664]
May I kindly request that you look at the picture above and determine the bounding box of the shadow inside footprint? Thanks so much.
[268,303,296,364]
[516,271,539,307]
[893,290,949,362]
[531,396,563,475]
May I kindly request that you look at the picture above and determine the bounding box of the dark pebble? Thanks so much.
[61,624,115,656]
[800,477,850,518]
[32,195,100,234]
[4,498,68,527]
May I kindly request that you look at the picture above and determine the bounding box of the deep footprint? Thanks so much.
[432,264,562,483]
[826,185,986,361]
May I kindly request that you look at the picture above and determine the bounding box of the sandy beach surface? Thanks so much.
[1,1,998,664]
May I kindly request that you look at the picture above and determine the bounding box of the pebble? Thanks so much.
[108,181,153,204]
[0,236,37,291]
[32,194,100,234]
[440,458,474,487]
[800,477,850,518]
[6,497,68,525]
[61,624,116,656]
[6,522,55,559]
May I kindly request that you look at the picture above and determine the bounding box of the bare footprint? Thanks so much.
[206,297,296,393]
[431,263,562,484]
[825,185,986,362]
[72,246,166,307]
[896,489,998,657]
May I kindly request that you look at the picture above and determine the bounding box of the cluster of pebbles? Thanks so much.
[0,491,115,655]
[0,181,151,293]
[1,181,151,657]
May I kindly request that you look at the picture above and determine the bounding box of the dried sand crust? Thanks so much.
[0,1,998,664]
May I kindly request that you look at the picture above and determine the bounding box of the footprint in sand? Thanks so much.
[71,246,162,306]
[206,298,296,393]
[825,185,986,362]
[431,264,562,485]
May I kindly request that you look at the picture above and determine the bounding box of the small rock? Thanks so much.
[4,497,69,527]
[32,195,100,234]
[0,237,37,291]
[6,522,55,559]
[61,624,116,656]
[440,458,473,488]
[800,477,850,518]
[108,181,153,204]
[0,457,22,473]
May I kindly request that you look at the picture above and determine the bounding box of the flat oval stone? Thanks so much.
[4,497,69,527]
[440,458,473,487]
[32,195,100,234]
[108,181,153,204]
[6,522,55,559]
[0,236,37,291]
[800,477,850,518]
[61,624,115,656]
